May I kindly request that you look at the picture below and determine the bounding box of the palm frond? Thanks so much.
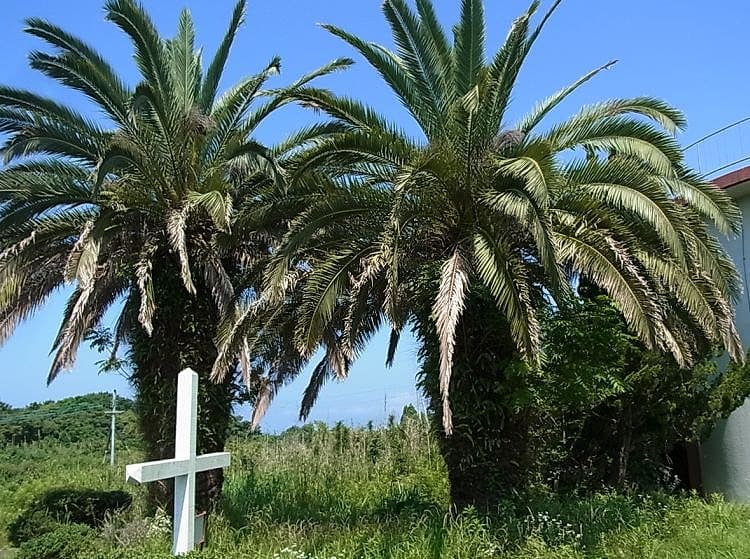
[517,60,618,134]
[452,0,485,97]
[295,244,377,355]
[415,0,453,81]
[473,230,541,359]
[553,222,661,352]
[200,0,246,110]
[49,265,126,382]
[661,171,740,235]
[432,248,469,435]
[166,9,200,114]
[385,327,401,367]
[166,207,196,294]
[135,243,157,335]
[105,0,171,108]
[383,0,449,138]
[300,357,331,420]
[321,23,434,135]
[24,17,131,124]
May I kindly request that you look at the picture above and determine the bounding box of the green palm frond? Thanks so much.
[481,2,535,132]
[553,224,661,352]
[200,0,246,110]
[295,244,378,354]
[24,17,131,124]
[516,60,618,134]
[414,0,452,82]
[286,87,394,131]
[1,112,104,165]
[453,0,485,97]
[383,0,449,135]
[321,23,435,136]
[661,171,740,235]
[300,357,332,420]
[105,0,171,107]
[564,158,690,263]
[166,9,200,115]
[204,58,280,165]
[473,230,541,359]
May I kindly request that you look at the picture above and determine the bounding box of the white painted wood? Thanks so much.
[195,452,231,471]
[173,368,197,555]
[125,368,231,556]
[125,453,231,483]
[126,458,192,483]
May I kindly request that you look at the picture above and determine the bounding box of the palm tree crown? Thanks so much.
[0,0,346,382]
[229,0,743,432]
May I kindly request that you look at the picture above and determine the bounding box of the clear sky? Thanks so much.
[1,0,749,431]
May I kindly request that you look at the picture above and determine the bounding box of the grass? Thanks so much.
[2,418,750,558]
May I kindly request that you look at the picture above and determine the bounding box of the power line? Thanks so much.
[684,115,750,177]
[685,116,750,150]
[0,403,109,425]
[0,396,134,427]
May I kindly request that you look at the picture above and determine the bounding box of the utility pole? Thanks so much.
[105,390,124,466]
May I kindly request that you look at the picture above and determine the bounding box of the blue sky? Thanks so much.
[0,0,748,431]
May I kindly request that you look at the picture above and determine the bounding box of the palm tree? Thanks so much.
[217,0,743,508]
[0,0,347,510]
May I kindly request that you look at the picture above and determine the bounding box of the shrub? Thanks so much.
[8,488,132,545]
[17,523,95,559]
[33,488,130,524]
[535,295,750,491]
[7,509,62,546]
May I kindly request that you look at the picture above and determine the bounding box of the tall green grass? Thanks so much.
[2,417,750,558]
[224,420,447,525]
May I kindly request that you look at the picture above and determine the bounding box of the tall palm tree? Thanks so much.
[0,0,348,509]
[217,0,743,507]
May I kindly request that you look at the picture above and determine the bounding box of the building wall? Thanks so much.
[702,191,750,500]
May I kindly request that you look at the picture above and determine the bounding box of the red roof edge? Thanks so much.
[714,166,750,190]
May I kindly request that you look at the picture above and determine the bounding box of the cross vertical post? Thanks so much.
[173,369,198,555]
[125,368,230,556]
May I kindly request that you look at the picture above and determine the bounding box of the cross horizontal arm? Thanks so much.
[125,452,231,484]
[195,452,230,473]
[126,458,191,484]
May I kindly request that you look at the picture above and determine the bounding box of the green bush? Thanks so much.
[8,488,132,545]
[17,523,95,559]
[7,509,62,546]
[535,295,750,491]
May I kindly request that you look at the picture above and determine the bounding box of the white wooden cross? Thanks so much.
[126,368,231,555]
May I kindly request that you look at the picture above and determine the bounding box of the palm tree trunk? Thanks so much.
[414,288,537,509]
[128,264,234,514]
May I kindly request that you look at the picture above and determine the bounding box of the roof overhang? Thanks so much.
[714,166,750,199]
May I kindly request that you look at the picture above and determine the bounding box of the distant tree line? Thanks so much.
[0,393,140,446]
[0,392,260,447]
